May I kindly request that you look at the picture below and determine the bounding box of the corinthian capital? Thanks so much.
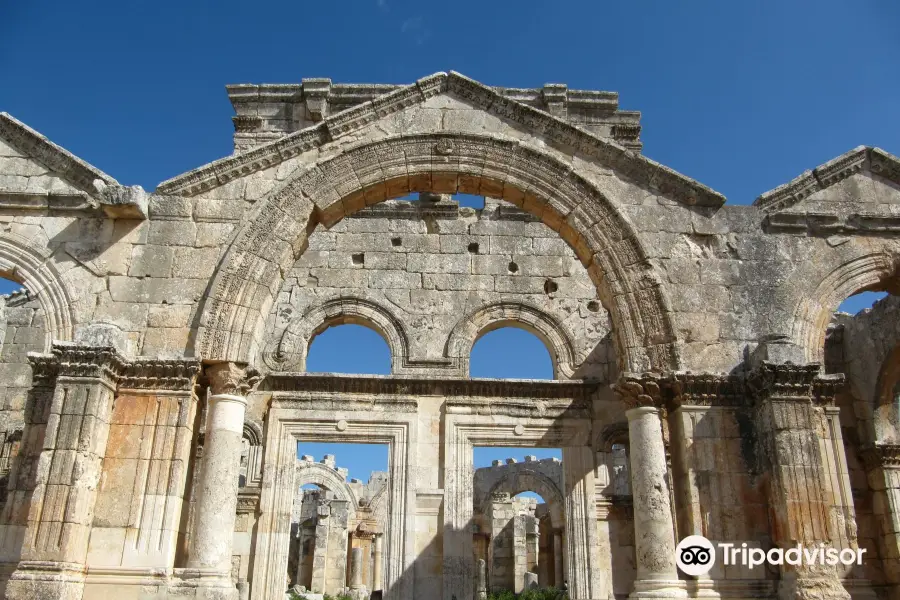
[613,373,667,410]
[206,362,258,396]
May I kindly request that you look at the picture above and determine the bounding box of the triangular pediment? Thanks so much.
[157,72,725,207]
[0,112,117,199]
[756,146,900,234]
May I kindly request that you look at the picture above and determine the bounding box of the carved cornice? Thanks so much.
[670,372,745,408]
[232,115,262,133]
[613,374,665,410]
[764,211,900,236]
[746,362,823,403]
[812,373,845,407]
[158,72,724,207]
[755,146,900,213]
[271,395,419,413]
[861,444,900,471]
[120,358,201,392]
[444,396,591,419]
[262,372,596,401]
[206,362,259,396]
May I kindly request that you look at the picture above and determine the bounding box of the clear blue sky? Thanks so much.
[2,1,897,481]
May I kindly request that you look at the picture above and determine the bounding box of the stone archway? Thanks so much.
[446,301,578,379]
[196,133,678,375]
[0,232,75,349]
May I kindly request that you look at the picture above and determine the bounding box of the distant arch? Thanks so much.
[264,296,405,373]
[294,460,359,513]
[0,233,75,349]
[447,302,576,379]
[479,469,565,529]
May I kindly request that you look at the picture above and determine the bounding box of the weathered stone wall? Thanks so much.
[0,73,897,600]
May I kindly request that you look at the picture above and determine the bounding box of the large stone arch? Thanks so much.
[263,296,406,373]
[0,232,74,349]
[790,249,899,363]
[295,460,359,513]
[446,301,577,379]
[198,133,678,374]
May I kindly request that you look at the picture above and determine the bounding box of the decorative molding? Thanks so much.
[119,358,201,392]
[755,146,900,213]
[262,372,596,402]
[27,352,59,387]
[51,341,127,383]
[764,211,900,235]
[158,72,723,208]
[861,443,900,471]
[232,115,262,133]
[670,372,745,407]
[746,361,822,403]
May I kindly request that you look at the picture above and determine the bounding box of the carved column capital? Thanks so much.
[206,362,259,396]
[613,373,667,410]
[861,444,900,471]
[746,361,821,403]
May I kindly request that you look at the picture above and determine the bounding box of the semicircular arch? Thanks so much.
[263,296,406,373]
[197,132,678,374]
[0,232,75,349]
[446,301,577,379]
[294,461,359,513]
[479,469,565,529]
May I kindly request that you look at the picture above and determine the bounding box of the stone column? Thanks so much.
[373,533,384,591]
[476,557,488,600]
[187,363,252,577]
[864,445,900,600]
[553,531,563,588]
[350,546,363,589]
[749,362,850,600]
[616,376,686,600]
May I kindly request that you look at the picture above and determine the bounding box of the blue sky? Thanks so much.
[2,1,898,481]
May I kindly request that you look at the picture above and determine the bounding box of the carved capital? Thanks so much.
[613,373,666,410]
[861,444,900,471]
[27,352,59,388]
[671,372,745,408]
[746,361,821,403]
[51,341,127,385]
[206,362,258,396]
[812,373,846,407]
[232,115,262,133]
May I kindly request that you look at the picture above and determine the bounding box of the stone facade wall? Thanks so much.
[0,74,897,600]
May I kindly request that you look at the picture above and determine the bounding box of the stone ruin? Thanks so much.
[0,72,895,600]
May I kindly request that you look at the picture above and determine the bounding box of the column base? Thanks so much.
[5,561,86,600]
[170,567,238,600]
[630,579,689,600]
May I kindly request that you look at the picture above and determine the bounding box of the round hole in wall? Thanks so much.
[508,261,519,273]
[544,279,558,294]
[587,300,600,312]
[468,242,479,254]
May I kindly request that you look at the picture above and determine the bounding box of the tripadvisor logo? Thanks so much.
[675,536,866,576]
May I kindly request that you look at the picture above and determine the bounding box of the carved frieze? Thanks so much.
[670,372,745,407]
[120,358,201,392]
[861,444,900,471]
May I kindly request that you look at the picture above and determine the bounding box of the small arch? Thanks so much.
[446,302,577,379]
[791,250,899,363]
[479,469,565,529]
[263,296,407,373]
[595,422,629,453]
[0,233,75,349]
[294,460,359,513]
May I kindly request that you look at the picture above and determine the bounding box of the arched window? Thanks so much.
[470,327,553,379]
[837,291,888,314]
[306,324,391,375]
